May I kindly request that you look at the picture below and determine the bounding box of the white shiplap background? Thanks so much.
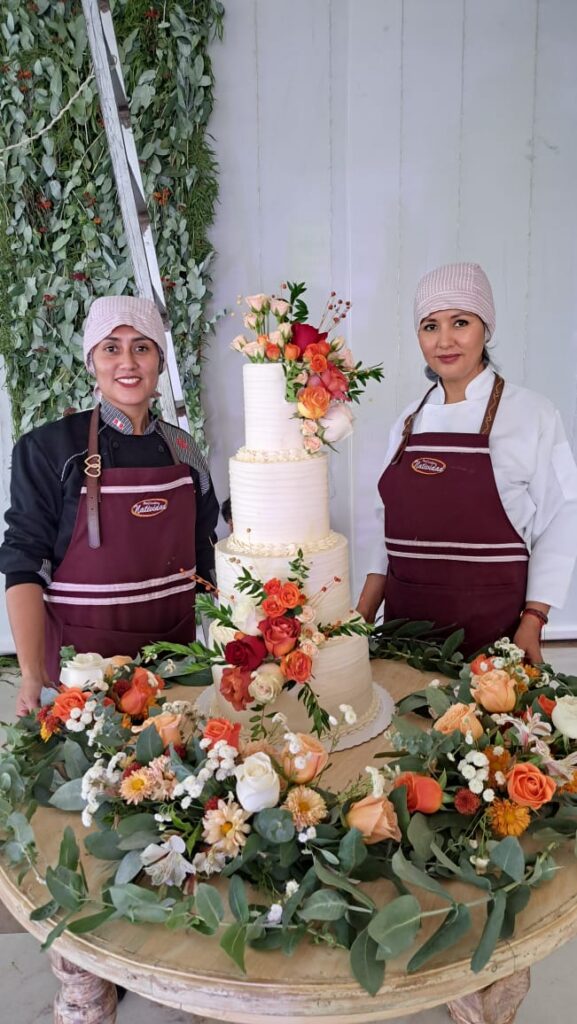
[1,0,577,649]
[202,0,577,640]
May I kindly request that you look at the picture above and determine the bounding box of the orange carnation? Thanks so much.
[51,688,88,723]
[284,342,300,361]
[297,385,331,420]
[203,717,241,750]
[392,772,444,814]
[280,649,312,683]
[507,762,557,810]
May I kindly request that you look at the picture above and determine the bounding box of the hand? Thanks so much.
[356,574,387,624]
[16,676,43,717]
[513,617,543,665]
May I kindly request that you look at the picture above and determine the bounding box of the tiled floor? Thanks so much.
[1,649,577,1023]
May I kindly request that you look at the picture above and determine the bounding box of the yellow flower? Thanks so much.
[487,798,531,838]
[119,769,154,805]
[202,798,251,856]
[283,786,327,830]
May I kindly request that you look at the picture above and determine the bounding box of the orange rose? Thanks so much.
[507,762,557,810]
[303,340,331,359]
[297,385,331,420]
[261,595,286,619]
[133,712,183,748]
[203,718,241,750]
[265,342,281,361]
[264,578,282,596]
[52,688,89,723]
[279,582,303,609]
[392,772,443,814]
[471,669,517,713]
[537,695,556,717]
[469,654,495,675]
[346,795,401,844]
[259,616,301,657]
[433,702,484,740]
[280,649,312,683]
[309,354,328,373]
[220,666,252,711]
[119,667,163,717]
[282,734,328,783]
[284,342,300,361]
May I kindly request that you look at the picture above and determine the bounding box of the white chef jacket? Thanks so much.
[369,367,577,608]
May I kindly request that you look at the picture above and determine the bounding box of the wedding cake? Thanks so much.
[202,361,393,748]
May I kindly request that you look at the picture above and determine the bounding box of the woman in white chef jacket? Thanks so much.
[357,262,577,663]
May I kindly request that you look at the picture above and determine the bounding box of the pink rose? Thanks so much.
[304,435,322,453]
[245,294,269,312]
[270,298,290,318]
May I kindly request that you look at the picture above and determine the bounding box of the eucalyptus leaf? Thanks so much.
[299,889,349,922]
[349,928,384,996]
[391,849,455,904]
[489,837,525,883]
[408,903,472,972]
[471,891,507,973]
[220,922,247,973]
[228,875,250,924]
[195,883,224,931]
[367,894,422,958]
[49,778,85,812]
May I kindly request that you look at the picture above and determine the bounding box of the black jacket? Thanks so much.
[0,410,219,591]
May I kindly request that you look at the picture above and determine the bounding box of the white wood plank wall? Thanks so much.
[204,0,577,639]
[1,1,577,648]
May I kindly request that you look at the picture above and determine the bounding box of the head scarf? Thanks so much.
[83,295,167,372]
[414,262,496,340]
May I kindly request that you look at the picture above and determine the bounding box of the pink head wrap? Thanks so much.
[413,262,496,339]
[83,296,167,372]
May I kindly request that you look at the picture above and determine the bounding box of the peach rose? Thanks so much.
[284,342,300,361]
[392,772,444,814]
[52,688,89,723]
[346,795,401,844]
[245,293,269,312]
[104,655,134,679]
[282,734,328,783]
[133,712,183,748]
[507,762,557,810]
[280,582,303,609]
[280,649,312,683]
[471,669,517,713]
[297,385,331,419]
[203,718,241,750]
[433,702,484,740]
[269,297,290,318]
[304,436,322,454]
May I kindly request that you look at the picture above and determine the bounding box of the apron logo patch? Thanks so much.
[131,498,169,518]
[411,457,447,476]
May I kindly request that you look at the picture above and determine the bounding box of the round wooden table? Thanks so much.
[1,661,576,1024]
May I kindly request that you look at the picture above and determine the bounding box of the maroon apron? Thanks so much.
[378,375,528,656]
[43,407,197,681]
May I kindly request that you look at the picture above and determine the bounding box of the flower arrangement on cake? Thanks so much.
[147,551,373,741]
[2,638,576,994]
[231,282,384,451]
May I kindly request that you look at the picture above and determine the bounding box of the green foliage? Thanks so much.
[0,0,224,441]
[370,620,465,677]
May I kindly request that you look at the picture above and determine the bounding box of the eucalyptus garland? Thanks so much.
[0,0,223,441]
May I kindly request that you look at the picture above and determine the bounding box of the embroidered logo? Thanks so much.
[131,498,169,518]
[411,457,447,476]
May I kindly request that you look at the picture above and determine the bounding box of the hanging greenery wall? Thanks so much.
[0,0,224,442]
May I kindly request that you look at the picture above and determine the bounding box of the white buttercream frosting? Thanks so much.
[229,455,329,547]
[243,362,304,452]
[226,530,341,558]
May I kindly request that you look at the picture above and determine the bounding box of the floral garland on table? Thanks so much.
[231,282,384,452]
[1,637,577,995]
[148,551,372,740]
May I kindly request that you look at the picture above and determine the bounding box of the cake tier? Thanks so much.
[209,632,377,737]
[229,453,329,547]
[243,362,304,453]
[215,534,352,624]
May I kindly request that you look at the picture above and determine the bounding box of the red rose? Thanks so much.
[291,322,329,357]
[224,634,267,671]
[454,788,482,815]
[537,695,556,718]
[220,667,253,711]
[258,616,301,657]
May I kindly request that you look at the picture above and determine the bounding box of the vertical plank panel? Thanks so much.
[459,0,538,383]
[345,0,403,592]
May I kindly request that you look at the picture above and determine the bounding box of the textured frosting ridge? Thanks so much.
[243,362,304,452]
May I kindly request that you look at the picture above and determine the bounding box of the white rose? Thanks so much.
[231,595,261,636]
[278,321,293,340]
[245,293,269,313]
[297,604,316,624]
[243,339,266,359]
[243,312,258,330]
[60,652,107,690]
[319,404,354,443]
[231,334,248,352]
[249,663,284,704]
[208,621,238,649]
[234,753,280,813]
[269,298,290,318]
[552,696,577,739]
[331,335,346,351]
[299,640,317,660]
[268,329,285,348]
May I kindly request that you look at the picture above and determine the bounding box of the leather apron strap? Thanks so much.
[390,384,436,465]
[85,406,102,550]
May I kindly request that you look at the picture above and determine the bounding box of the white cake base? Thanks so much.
[195,680,393,752]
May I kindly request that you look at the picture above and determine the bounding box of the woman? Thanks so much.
[358,262,577,662]
[0,296,219,714]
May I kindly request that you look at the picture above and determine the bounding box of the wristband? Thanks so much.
[521,607,548,628]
